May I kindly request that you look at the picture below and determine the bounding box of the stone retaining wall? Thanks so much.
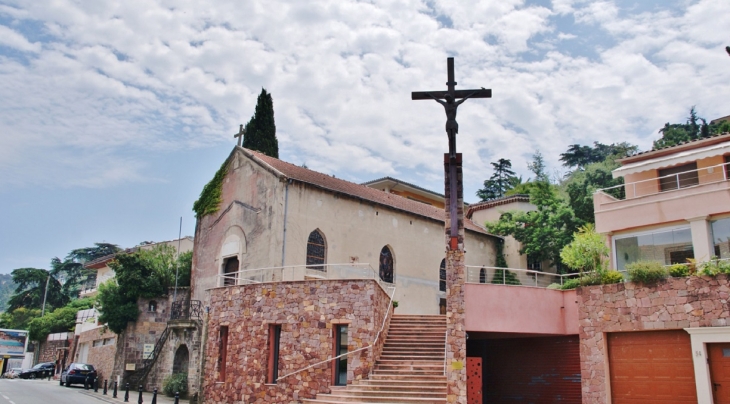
[578,275,730,403]
[203,279,392,404]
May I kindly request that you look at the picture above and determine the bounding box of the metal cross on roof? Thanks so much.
[234,124,245,147]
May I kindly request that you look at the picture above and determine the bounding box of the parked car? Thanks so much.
[4,368,22,379]
[59,363,97,387]
[19,362,55,379]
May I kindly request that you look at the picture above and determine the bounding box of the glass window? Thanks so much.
[712,218,730,259]
[379,246,394,283]
[439,259,446,292]
[615,227,694,270]
[658,163,699,191]
[306,230,326,271]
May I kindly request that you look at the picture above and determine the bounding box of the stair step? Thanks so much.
[305,315,447,404]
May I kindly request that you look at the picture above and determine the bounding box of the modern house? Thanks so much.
[587,132,730,404]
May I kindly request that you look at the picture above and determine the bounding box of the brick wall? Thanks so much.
[203,279,392,404]
[38,339,70,364]
[578,275,730,403]
[77,327,117,382]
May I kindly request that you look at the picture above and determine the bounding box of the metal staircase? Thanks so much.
[126,324,171,387]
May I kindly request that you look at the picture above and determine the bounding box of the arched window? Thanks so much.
[479,268,487,284]
[148,301,157,312]
[379,246,394,283]
[222,256,239,286]
[439,259,446,292]
[306,230,326,271]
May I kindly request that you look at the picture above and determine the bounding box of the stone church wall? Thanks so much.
[203,279,392,404]
[578,275,730,403]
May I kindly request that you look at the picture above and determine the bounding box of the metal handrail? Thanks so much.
[598,161,730,200]
[276,284,396,382]
[443,330,447,376]
[465,265,580,287]
[217,263,381,286]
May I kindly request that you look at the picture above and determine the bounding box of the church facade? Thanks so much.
[191,147,500,315]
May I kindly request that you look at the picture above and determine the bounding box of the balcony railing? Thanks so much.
[466,266,580,288]
[598,161,730,201]
[217,263,394,290]
[170,300,202,320]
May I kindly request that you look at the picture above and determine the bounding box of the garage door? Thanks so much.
[608,330,697,404]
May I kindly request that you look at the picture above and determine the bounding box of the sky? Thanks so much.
[0,0,729,274]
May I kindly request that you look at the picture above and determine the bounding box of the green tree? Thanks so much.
[560,224,609,274]
[7,268,67,312]
[175,250,193,287]
[653,107,711,149]
[560,142,637,170]
[563,160,625,224]
[477,158,519,201]
[243,88,278,158]
[28,298,94,341]
[486,153,580,269]
[0,307,41,330]
[97,245,188,334]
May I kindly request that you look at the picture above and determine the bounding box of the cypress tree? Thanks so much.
[243,88,278,158]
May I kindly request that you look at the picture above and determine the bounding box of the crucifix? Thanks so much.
[234,124,245,147]
[412,57,491,250]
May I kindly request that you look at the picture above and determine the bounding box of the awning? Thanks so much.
[613,142,730,178]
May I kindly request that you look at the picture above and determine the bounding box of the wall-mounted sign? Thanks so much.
[125,363,136,371]
[143,344,154,360]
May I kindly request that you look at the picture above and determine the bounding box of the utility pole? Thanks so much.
[41,273,51,316]
[173,217,182,302]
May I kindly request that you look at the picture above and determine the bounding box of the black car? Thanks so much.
[19,362,55,379]
[60,363,97,387]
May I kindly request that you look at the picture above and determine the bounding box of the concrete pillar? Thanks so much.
[688,216,714,263]
[444,154,466,404]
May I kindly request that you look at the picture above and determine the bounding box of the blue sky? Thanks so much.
[0,0,729,273]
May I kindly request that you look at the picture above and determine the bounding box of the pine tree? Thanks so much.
[243,88,278,158]
[476,158,518,201]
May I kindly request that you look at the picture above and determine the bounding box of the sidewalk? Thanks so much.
[78,386,180,404]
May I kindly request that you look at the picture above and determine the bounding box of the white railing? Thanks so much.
[218,263,392,289]
[598,161,730,201]
[275,284,396,382]
[465,266,581,288]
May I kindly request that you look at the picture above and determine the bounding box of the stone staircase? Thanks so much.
[304,314,447,404]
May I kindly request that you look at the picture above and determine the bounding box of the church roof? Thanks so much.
[242,148,494,236]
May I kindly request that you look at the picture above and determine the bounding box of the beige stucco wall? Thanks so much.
[697,155,726,184]
[283,181,497,314]
[469,201,541,271]
[624,169,659,198]
[192,150,286,304]
[191,148,499,315]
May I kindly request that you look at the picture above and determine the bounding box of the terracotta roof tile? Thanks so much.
[243,148,494,236]
[465,194,531,219]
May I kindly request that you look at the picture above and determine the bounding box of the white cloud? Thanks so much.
[0,0,728,198]
[0,25,40,52]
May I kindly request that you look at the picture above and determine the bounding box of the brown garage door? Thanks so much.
[608,330,697,404]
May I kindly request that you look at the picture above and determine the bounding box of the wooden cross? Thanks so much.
[234,124,245,147]
[411,57,491,250]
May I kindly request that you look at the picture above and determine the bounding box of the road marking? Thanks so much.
[1,395,8,400]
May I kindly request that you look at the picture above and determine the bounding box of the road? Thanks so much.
[0,378,112,404]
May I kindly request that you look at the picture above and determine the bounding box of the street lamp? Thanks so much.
[41,273,51,317]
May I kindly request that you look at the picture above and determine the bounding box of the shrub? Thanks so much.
[547,283,562,290]
[668,263,691,277]
[601,270,624,284]
[560,278,581,290]
[163,373,188,397]
[626,261,668,284]
[698,259,730,276]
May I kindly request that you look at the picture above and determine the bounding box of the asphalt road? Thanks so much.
[0,378,124,404]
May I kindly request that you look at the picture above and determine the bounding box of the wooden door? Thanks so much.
[608,330,697,404]
[709,343,730,404]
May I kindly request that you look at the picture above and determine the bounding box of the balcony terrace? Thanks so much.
[594,161,730,234]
